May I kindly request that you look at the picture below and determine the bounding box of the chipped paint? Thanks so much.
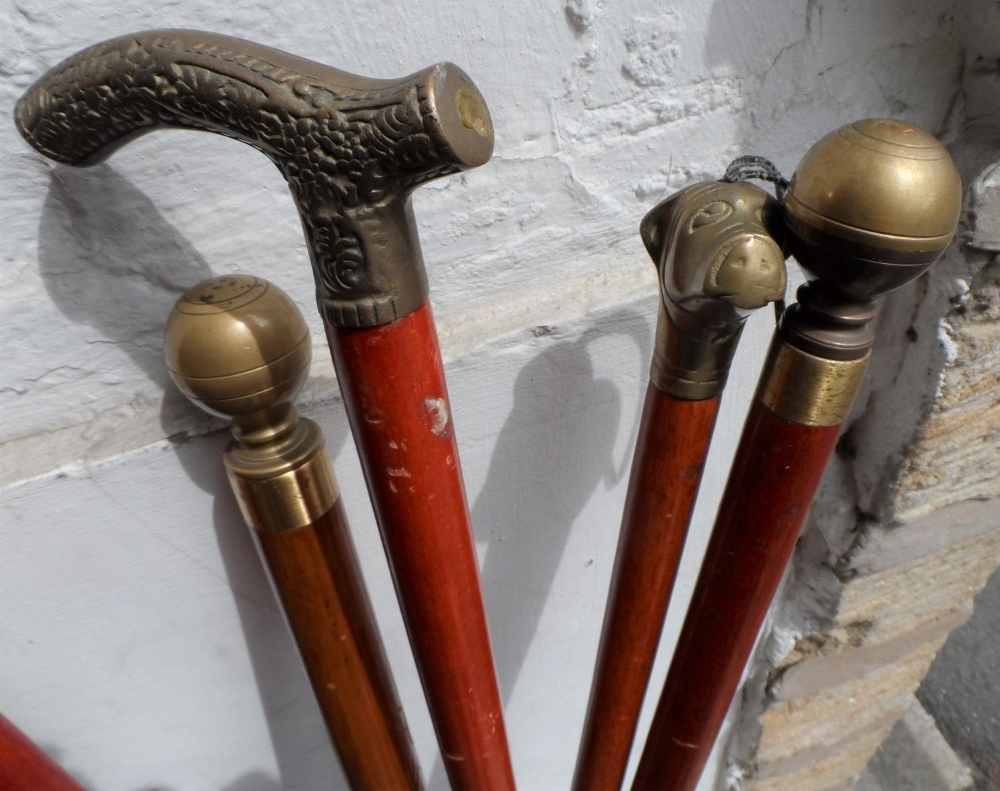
[421,397,450,438]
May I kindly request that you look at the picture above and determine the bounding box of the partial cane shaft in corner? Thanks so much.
[327,302,515,791]
[166,274,423,789]
[0,714,88,791]
[631,398,841,791]
[573,385,720,791]
[256,500,423,790]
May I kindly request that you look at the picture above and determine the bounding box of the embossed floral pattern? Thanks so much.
[16,32,465,327]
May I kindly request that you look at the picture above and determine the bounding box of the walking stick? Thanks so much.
[16,31,514,790]
[631,119,962,791]
[0,713,87,791]
[572,181,787,791]
[164,274,422,789]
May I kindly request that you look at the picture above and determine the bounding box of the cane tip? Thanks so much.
[165,274,311,420]
[784,118,962,301]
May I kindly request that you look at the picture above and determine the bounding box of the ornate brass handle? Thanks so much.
[15,30,494,327]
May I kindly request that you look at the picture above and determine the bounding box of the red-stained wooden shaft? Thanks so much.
[632,398,841,791]
[326,302,515,791]
[0,714,87,791]
[573,385,720,791]
[256,499,423,790]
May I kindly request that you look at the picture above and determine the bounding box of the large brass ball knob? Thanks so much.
[784,118,963,300]
[165,275,311,420]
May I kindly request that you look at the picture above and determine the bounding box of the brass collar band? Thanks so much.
[759,340,870,427]
[649,303,743,400]
[225,418,339,533]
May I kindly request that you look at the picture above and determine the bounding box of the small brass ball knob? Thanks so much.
[165,275,311,420]
[784,118,963,301]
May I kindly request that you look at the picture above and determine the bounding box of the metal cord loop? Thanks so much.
[721,155,789,325]
[722,155,789,202]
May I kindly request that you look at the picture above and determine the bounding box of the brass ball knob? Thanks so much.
[784,118,963,300]
[165,275,311,420]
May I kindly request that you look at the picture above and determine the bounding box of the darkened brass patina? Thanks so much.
[165,274,337,531]
[16,30,494,328]
[765,118,963,424]
[641,181,788,400]
[785,119,962,282]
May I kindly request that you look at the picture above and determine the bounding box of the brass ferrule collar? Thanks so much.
[649,302,744,400]
[759,339,870,427]
[225,416,339,533]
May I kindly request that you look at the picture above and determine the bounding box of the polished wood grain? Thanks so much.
[632,398,842,791]
[327,302,515,791]
[573,385,720,791]
[256,499,422,790]
[0,714,87,791]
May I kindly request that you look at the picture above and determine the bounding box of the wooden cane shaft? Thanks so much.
[632,399,841,791]
[0,714,87,791]
[326,303,515,791]
[573,386,720,791]
[255,499,422,790]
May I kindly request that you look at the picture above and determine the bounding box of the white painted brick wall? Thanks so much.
[1,1,991,788]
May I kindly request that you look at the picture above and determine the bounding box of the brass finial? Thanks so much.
[763,119,964,422]
[165,274,311,430]
[165,274,335,530]
[783,118,963,302]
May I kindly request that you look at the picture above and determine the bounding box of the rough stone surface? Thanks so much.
[856,695,974,791]
[967,162,1000,252]
[892,236,1000,522]
[918,566,1000,789]
[744,506,1000,790]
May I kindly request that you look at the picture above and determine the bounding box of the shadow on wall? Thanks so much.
[425,309,652,789]
[26,431,347,791]
[478,316,650,701]
[164,431,350,791]
[37,165,212,425]
[36,162,349,789]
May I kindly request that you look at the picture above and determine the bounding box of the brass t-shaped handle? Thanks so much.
[15,29,494,327]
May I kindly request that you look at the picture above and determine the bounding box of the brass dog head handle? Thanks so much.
[640,181,787,399]
[15,30,494,328]
[780,118,963,359]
